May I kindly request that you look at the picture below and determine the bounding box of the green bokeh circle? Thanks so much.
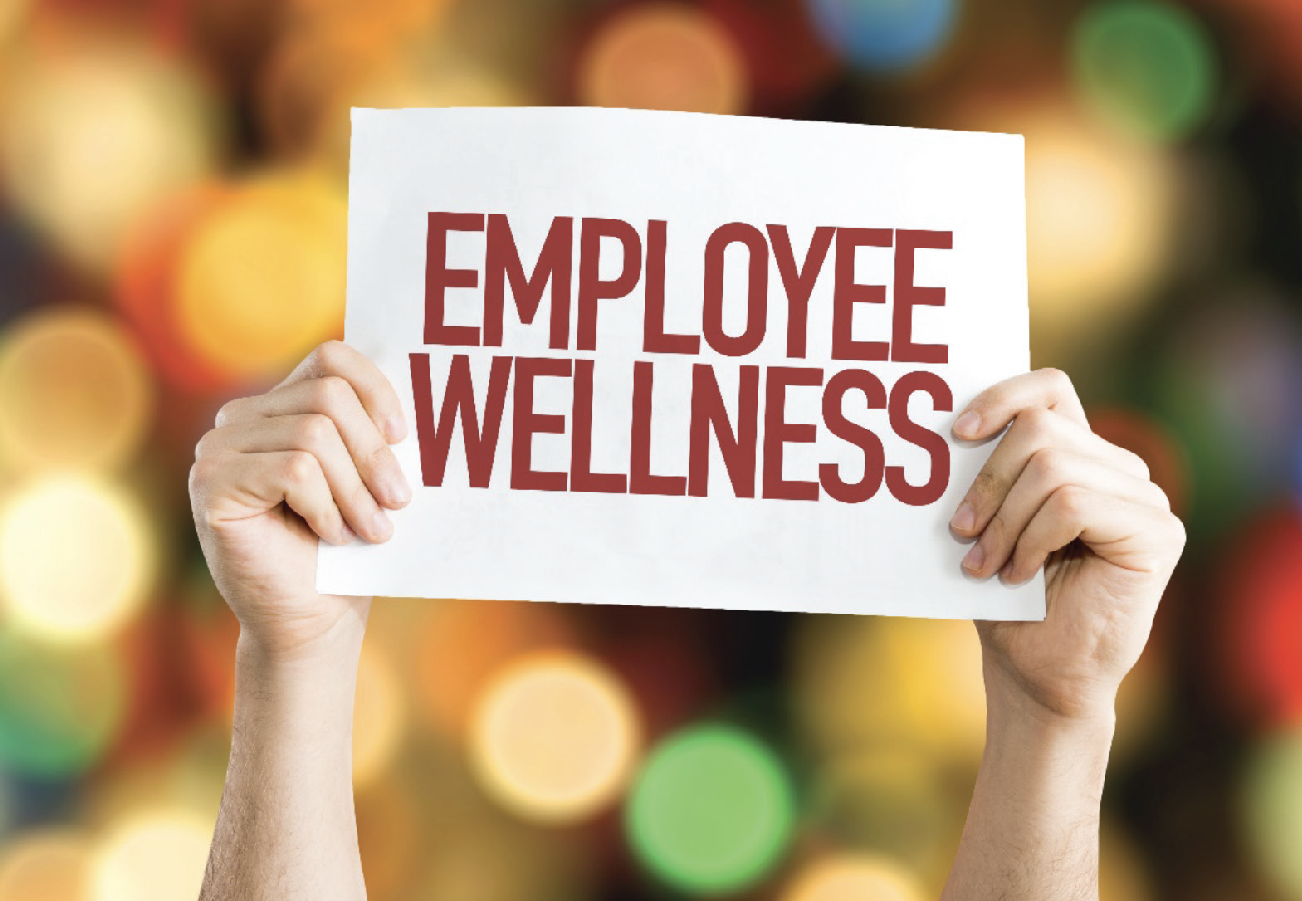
[1072,0,1217,143]
[625,723,795,895]
[0,630,127,778]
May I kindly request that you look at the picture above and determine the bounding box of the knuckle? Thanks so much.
[1147,481,1171,512]
[315,340,348,371]
[1041,367,1073,393]
[283,450,318,486]
[1018,405,1056,440]
[1026,447,1067,487]
[315,375,352,412]
[1124,449,1151,479]
[1052,484,1088,518]
[296,413,334,448]
[214,399,242,428]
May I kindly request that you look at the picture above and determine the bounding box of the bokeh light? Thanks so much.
[353,642,407,788]
[0,474,153,645]
[0,308,153,473]
[415,598,575,736]
[807,749,953,872]
[626,723,795,894]
[578,4,747,114]
[0,0,27,45]
[470,651,639,823]
[780,853,925,901]
[0,830,93,901]
[0,33,219,272]
[1224,509,1302,726]
[174,170,347,382]
[90,807,211,901]
[1090,407,1191,516]
[794,617,986,763]
[806,0,958,72]
[116,186,233,393]
[1072,0,1217,144]
[1019,110,1175,353]
[1241,729,1302,899]
[0,631,126,778]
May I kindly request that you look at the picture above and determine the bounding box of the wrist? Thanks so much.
[232,610,368,745]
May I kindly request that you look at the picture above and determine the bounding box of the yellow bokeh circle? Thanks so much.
[175,171,347,381]
[90,808,212,901]
[781,854,925,901]
[0,308,152,474]
[0,474,154,645]
[0,829,93,901]
[353,642,407,787]
[470,651,640,823]
[0,35,218,272]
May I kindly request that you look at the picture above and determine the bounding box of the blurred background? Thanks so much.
[0,0,1298,898]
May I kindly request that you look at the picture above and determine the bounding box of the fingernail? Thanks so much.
[371,508,392,540]
[999,561,1016,584]
[384,415,406,444]
[962,542,985,573]
[954,411,981,439]
[951,503,976,532]
[382,470,411,507]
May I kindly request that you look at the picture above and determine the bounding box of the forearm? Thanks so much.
[941,669,1115,901]
[200,615,369,901]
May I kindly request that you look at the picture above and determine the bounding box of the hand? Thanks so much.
[189,340,411,660]
[949,369,1185,722]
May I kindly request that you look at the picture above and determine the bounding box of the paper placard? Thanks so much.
[317,106,1045,620]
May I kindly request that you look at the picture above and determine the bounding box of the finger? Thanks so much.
[278,340,406,443]
[950,407,1150,537]
[210,376,411,509]
[960,448,1170,578]
[1002,486,1186,586]
[953,368,1088,440]
[191,451,353,545]
[200,415,394,543]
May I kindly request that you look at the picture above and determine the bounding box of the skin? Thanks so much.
[190,344,1184,901]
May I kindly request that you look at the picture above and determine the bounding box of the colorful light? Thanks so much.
[780,853,925,901]
[415,598,575,736]
[793,617,986,763]
[0,631,126,778]
[1019,110,1175,350]
[0,830,93,901]
[806,750,952,866]
[90,808,212,901]
[0,475,154,645]
[806,0,958,72]
[1241,729,1302,898]
[353,643,407,787]
[1224,510,1302,725]
[579,4,747,114]
[1090,407,1191,516]
[626,724,795,895]
[0,308,153,473]
[1072,1,1217,143]
[0,33,219,272]
[470,651,639,823]
[174,170,347,382]
[0,0,27,44]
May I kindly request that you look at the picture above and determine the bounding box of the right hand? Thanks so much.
[189,340,412,659]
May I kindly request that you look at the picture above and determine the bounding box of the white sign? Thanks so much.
[317,106,1044,620]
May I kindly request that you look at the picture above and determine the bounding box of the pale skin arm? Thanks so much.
[940,369,1185,901]
[189,341,411,901]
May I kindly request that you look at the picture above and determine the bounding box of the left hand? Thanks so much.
[949,369,1186,722]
